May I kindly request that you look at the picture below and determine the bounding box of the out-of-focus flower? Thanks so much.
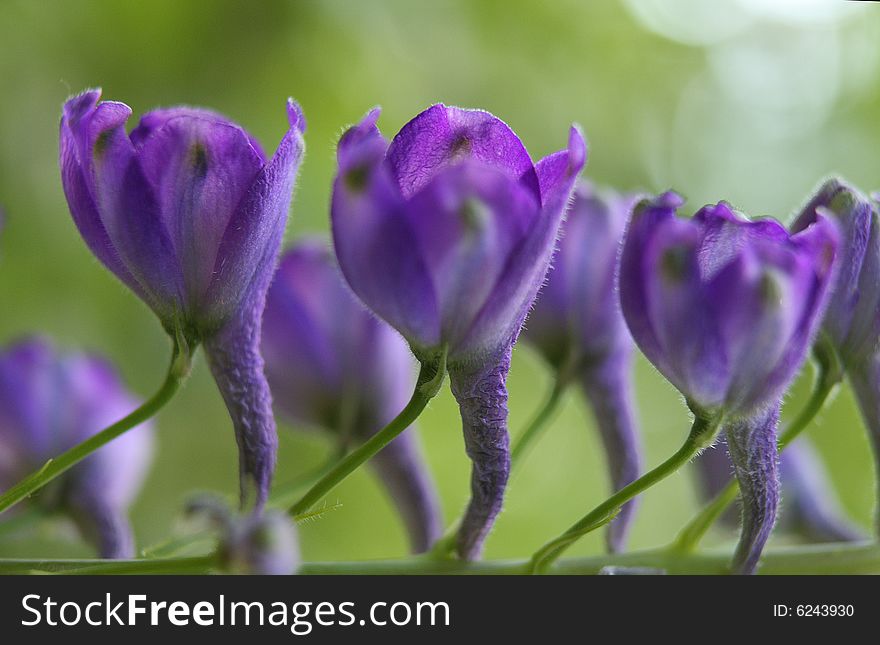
[791,178,880,367]
[188,498,299,575]
[620,193,839,573]
[331,104,585,559]
[262,240,442,553]
[0,338,153,558]
[59,89,305,508]
[524,182,641,552]
[792,178,880,535]
[695,435,863,542]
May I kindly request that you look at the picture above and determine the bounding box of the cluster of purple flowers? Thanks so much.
[0,88,877,575]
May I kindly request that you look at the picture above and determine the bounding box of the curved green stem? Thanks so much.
[4,541,879,575]
[430,376,568,558]
[288,348,447,518]
[528,413,722,574]
[269,449,346,510]
[670,339,843,553]
[0,337,191,516]
[510,377,568,465]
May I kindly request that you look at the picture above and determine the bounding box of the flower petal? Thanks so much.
[61,90,179,314]
[403,162,538,353]
[130,107,267,161]
[619,191,684,374]
[262,242,351,429]
[206,99,305,331]
[640,214,728,410]
[135,110,265,320]
[331,111,439,350]
[60,90,145,300]
[458,126,586,358]
[386,104,540,201]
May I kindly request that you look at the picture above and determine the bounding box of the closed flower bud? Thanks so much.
[793,178,880,536]
[791,177,880,366]
[261,240,442,553]
[620,193,839,573]
[620,193,838,419]
[0,338,153,558]
[189,498,299,575]
[59,89,306,508]
[524,182,641,552]
[331,105,586,559]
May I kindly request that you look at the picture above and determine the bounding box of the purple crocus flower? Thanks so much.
[261,240,442,553]
[331,105,586,559]
[792,179,880,533]
[620,193,839,573]
[59,89,305,508]
[696,436,863,542]
[0,338,153,558]
[523,182,641,553]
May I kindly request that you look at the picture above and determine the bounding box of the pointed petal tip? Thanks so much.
[567,124,587,170]
[363,105,382,127]
[286,98,306,133]
[633,190,684,218]
[337,108,388,165]
[62,88,103,126]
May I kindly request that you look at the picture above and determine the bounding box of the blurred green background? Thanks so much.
[1,0,878,563]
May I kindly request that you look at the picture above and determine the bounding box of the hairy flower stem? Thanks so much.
[0,337,192,516]
[528,414,722,574]
[430,377,568,557]
[288,348,447,518]
[5,541,880,575]
[670,340,843,553]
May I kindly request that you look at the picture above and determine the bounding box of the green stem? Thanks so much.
[0,338,191,516]
[528,413,722,574]
[510,377,568,465]
[0,554,219,575]
[269,449,345,510]
[288,348,447,518]
[670,339,843,553]
[3,541,878,575]
[430,377,568,558]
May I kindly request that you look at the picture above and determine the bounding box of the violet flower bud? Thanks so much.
[331,105,586,559]
[223,511,299,575]
[261,240,442,553]
[620,193,838,419]
[0,337,153,558]
[620,193,839,573]
[791,179,880,535]
[695,435,863,542]
[189,498,299,575]
[791,177,880,367]
[59,89,305,508]
[523,182,641,552]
